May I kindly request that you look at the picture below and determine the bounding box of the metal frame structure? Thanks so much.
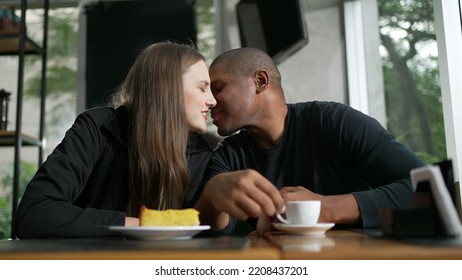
[0,0,49,238]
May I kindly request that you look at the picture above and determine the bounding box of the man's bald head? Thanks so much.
[210,47,282,86]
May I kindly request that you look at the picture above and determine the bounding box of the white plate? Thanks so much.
[273,223,335,236]
[108,225,211,240]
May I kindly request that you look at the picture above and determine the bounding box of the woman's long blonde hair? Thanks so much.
[111,42,206,216]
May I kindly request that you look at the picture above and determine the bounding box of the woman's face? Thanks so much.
[183,60,216,133]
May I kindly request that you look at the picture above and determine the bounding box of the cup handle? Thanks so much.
[275,211,289,224]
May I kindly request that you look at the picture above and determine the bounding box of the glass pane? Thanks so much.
[196,0,216,63]
[378,0,446,163]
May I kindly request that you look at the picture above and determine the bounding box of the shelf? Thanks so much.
[0,130,42,147]
[0,34,43,55]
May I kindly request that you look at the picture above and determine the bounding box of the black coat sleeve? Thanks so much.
[15,110,125,238]
[322,103,425,227]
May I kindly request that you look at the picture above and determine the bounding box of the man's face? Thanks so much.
[209,63,256,136]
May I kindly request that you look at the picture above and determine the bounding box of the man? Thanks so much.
[195,47,425,235]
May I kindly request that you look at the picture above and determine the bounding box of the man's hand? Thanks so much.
[196,169,285,230]
[256,214,277,236]
[256,187,323,235]
[280,186,361,225]
[280,186,322,201]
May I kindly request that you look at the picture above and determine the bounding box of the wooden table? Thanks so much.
[264,229,462,259]
[0,235,279,260]
[1,229,462,260]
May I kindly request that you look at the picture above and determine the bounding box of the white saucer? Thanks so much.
[273,222,335,236]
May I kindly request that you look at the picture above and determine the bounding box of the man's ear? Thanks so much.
[254,70,270,93]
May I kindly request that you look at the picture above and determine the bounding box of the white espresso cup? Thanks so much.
[276,200,321,225]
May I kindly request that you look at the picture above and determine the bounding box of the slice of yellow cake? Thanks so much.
[139,205,200,226]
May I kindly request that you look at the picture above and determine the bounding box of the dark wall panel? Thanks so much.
[83,0,196,108]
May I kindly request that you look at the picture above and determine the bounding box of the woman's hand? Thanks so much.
[125,217,140,226]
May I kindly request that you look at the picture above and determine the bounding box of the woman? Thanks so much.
[15,42,216,238]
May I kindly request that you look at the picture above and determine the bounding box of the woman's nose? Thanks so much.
[207,95,217,108]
